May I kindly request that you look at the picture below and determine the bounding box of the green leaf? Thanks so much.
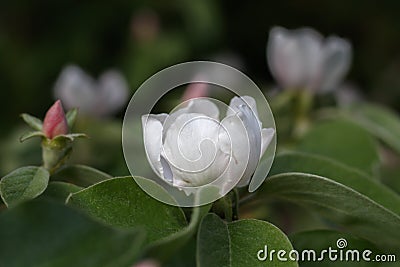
[290,230,384,267]
[163,237,197,267]
[146,200,211,261]
[20,113,42,131]
[261,172,400,250]
[197,213,298,267]
[347,104,400,154]
[41,181,83,202]
[19,131,45,142]
[52,164,111,187]
[66,108,78,128]
[67,176,188,245]
[269,152,400,216]
[0,199,145,267]
[297,119,380,175]
[0,166,50,207]
[331,103,400,154]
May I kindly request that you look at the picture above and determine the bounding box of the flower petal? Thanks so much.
[233,104,262,187]
[43,100,69,139]
[163,112,228,187]
[53,65,97,113]
[97,70,129,115]
[261,128,275,157]
[162,98,220,136]
[181,82,209,101]
[318,36,352,92]
[226,96,258,117]
[142,114,167,179]
[267,27,323,90]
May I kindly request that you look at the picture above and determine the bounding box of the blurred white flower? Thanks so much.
[267,26,352,93]
[54,65,129,117]
[142,96,275,190]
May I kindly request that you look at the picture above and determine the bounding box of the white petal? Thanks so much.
[217,112,250,191]
[97,70,129,115]
[162,112,229,187]
[233,104,262,187]
[261,128,275,157]
[142,114,167,180]
[179,98,220,119]
[53,65,97,113]
[162,98,220,136]
[318,37,352,92]
[226,95,259,118]
[267,27,323,89]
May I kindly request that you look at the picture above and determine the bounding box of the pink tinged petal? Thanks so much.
[181,82,209,101]
[132,260,160,267]
[43,100,68,139]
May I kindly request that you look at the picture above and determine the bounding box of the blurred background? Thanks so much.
[2,0,400,176]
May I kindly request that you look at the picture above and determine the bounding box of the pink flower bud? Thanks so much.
[181,82,209,102]
[43,100,68,139]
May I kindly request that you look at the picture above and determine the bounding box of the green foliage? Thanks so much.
[42,181,83,202]
[297,120,380,175]
[197,213,298,267]
[261,172,400,250]
[270,152,400,215]
[341,104,400,154]
[0,200,145,267]
[51,164,111,187]
[0,166,49,207]
[67,177,188,245]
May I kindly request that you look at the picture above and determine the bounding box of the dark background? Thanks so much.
[2,0,400,135]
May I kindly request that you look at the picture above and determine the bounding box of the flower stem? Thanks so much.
[292,90,314,139]
[41,138,72,174]
[211,189,241,221]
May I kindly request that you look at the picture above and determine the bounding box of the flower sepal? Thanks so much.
[41,136,73,173]
[52,133,88,142]
[19,131,45,143]
[20,113,43,131]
